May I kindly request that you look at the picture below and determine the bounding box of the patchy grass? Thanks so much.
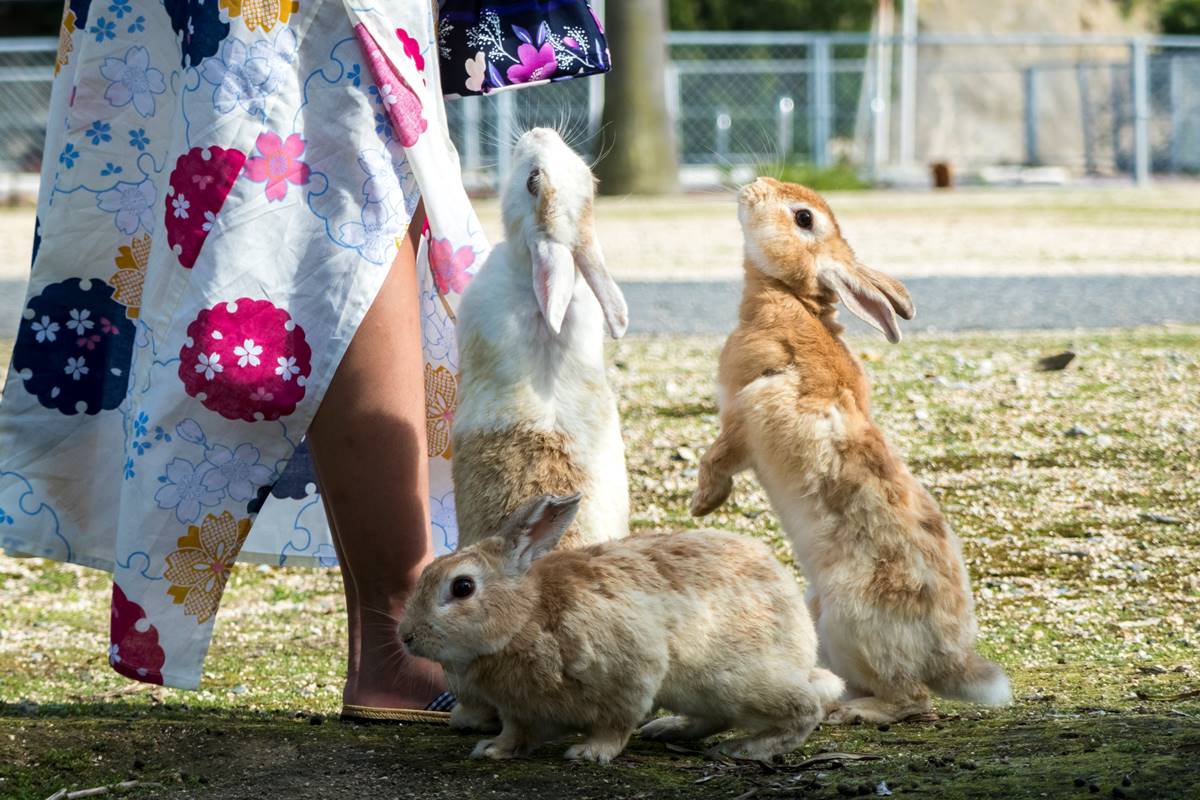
[2,327,1199,799]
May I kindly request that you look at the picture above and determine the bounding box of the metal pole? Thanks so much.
[777,96,795,164]
[716,107,731,165]
[1169,55,1183,174]
[898,0,918,165]
[1023,66,1039,165]
[1131,39,1151,185]
[463,95,481,176]
[1076,63,1096,174]
[809,37,832,167]
[871,0,894,173]
[496,89,515,190]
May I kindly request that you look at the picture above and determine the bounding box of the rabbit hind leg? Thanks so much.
[639,714,729,742]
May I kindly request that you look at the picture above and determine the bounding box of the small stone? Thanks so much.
[875,781,893,796]
[960,760,977,770]
[309,714,324,725]
[132,758,145,771]
[1089,783,1100,794]
[1074,778,1087,787]
[672,446,696,463]
[1112,788,1128,799]
[877,723,891,732]
[1065,424,1093,438]
[857,783,874,796]
[836,784,856,797]
[1121,776,1132,787]
[230,684,247,695]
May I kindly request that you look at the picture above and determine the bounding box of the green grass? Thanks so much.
[776,161,872,191]
[2,327,1199,799]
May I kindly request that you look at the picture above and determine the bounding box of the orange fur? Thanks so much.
[691,178,1011,724]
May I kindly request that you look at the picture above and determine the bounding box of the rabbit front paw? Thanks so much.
[470,739,516,760]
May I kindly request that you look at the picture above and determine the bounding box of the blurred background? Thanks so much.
[4,0,1200,194]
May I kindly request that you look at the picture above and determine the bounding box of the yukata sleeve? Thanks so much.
[434,0,611,98]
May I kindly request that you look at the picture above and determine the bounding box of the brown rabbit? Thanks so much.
[690,177,1011,725]
[398,494,842,763]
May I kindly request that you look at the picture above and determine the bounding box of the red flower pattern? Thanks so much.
[109,583,165,685]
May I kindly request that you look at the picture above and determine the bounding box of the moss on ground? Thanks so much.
[2,327,1199,799]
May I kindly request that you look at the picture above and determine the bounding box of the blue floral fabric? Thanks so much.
[0,0,489,688]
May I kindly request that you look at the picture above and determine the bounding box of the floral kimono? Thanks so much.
[0,0,490,689]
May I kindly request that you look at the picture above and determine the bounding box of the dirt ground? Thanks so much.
[4,184,1200,285]
[3,328,1199,800]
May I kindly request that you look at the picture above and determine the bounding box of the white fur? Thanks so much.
[453,128,629,545]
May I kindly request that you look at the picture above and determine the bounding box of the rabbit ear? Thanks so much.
[575,240,628,339]
[531,237,576,334]
[818,257,913,343]
[500,494,582,573]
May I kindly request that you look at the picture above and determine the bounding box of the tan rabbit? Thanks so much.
[690,177,1011,725]
[397,493,843,764]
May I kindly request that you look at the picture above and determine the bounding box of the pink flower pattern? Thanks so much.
[428,237,474,296]
[178,298,312,422]
[395,26,424,72]
[109,583,165,685]
[165,146,247,269]
[507,42,557,84]
[354,23,428,147]
[243,132,311,202]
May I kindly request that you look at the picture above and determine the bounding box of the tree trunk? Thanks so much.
[595,0,680,195]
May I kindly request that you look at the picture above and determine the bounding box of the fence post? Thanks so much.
[462,95,481,176]
[777,96,795,164]
[897,0,918,165]
[1023,66,1039,165]
[496,89,515,191]
[1131,38,1151,185]
[715,106,731,164]
[1075,63,1096,174]
[1169,55,1183,174]
[809,37,832,168]
[870,2,895,174]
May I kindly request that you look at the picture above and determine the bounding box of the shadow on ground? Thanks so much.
[3,700,1198,800]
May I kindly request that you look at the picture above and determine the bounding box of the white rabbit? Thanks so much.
[447,128,630,730]
[398,494,843,764]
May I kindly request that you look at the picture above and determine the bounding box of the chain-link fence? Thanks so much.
[3,31,1200,192]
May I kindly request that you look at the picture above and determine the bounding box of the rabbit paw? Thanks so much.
[564,739,624,765]
[451,701,502,733]
[470,739,516,760]
[690,471,732,517]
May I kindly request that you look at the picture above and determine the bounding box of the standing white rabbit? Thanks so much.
[447,128,630,729]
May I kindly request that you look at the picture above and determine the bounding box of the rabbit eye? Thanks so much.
[526,169,541,195]
[450,576,475,599]
[794,209,814,229]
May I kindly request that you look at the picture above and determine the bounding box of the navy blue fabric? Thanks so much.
[438,1,609,96]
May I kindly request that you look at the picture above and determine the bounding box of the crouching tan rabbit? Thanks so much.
[447,128,630,730]
[397,494,843,764]
[690,177,1011,725]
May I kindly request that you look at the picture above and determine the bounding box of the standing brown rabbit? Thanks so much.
[691,178,1011,724]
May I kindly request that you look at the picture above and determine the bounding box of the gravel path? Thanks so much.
[5,185,1200,339]
[5,274,1199,341]
[622,275,1200,336]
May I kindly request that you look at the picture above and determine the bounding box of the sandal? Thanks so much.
[340,691,456,724]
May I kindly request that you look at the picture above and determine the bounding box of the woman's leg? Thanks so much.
[307,203,444,710]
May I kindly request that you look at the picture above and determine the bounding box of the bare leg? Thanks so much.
[308,203,444,711]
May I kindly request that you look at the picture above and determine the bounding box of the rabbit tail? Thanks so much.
[929,654,1012,706]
